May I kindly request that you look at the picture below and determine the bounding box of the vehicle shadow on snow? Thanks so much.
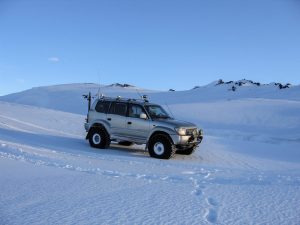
[108,143,149,156]
[0,127,150,159]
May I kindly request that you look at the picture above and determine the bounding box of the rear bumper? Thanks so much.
[84,123,90,132]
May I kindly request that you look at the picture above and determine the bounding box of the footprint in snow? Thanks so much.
[190,177,206,197]
[205,208,218,224]
[193,188,203,196]
[204,172,211,179]
[206,197,218,207]
[102,170,121,178]
[204,197,218,224]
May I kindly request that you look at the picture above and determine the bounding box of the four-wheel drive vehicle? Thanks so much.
[84,96,203,159]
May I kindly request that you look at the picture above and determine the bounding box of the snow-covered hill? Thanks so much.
[1,80,299,143]
[0,83,156,115]
[1,80,299,114]
[1,80,300,224]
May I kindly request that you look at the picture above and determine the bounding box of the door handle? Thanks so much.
[127,121,132,125]
[107,118,111,121]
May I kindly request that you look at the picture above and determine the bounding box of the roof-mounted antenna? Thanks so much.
[97,70,102,99]
[135,88,142,99]
[165,102,174,119]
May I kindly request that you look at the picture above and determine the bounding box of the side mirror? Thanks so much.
[140,113,147,120]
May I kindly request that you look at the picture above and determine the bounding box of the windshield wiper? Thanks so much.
[154,115,170,119]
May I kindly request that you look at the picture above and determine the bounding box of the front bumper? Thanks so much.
[170,132,203,146]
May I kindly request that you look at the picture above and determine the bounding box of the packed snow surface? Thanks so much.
[1,82,300,224]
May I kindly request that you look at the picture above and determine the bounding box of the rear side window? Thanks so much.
[108,102,127,116]
[95,101,110,113]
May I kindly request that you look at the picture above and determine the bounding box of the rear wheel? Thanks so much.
[89,127,110,149]
[148,134,176,159]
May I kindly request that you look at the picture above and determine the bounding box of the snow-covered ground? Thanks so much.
[1,81,300,224]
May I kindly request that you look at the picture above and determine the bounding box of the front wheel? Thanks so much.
[88,128,110,149]
[148,134,176,159]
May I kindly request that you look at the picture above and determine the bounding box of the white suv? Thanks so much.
[84,96,203,159]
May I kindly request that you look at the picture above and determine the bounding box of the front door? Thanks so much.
[126,104,150,143]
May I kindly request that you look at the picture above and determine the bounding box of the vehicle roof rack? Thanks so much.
[98,95,149,103]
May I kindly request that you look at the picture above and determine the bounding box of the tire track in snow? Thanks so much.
[0,115,81,138]
[2,140,300,187]
[0,142,190,185]
[2,133,300,225]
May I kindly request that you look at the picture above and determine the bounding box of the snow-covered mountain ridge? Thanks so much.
[1,80,299,115]
[201,79,293,89]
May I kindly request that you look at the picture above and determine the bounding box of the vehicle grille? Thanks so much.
[186,128,197,136]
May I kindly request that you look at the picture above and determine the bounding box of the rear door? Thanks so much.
[106,102,128,137]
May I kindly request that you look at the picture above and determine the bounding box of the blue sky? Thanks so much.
[0,0,300,95]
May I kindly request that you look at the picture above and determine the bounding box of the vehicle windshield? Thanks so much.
[145,105,171,119]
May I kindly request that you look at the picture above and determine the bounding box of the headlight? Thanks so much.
[175,127,186,136]
[198,129,203,136]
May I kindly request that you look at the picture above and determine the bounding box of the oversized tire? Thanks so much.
[176,146,196,155]
[118,141,133,146]
[148,134,176,159]
[88,127,111,149]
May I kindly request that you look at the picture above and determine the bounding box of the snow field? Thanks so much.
[1,81,300,224]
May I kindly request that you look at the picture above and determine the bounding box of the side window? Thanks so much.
[95,101,110,113]
[128,104,146,118]
[108,102,127,116]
